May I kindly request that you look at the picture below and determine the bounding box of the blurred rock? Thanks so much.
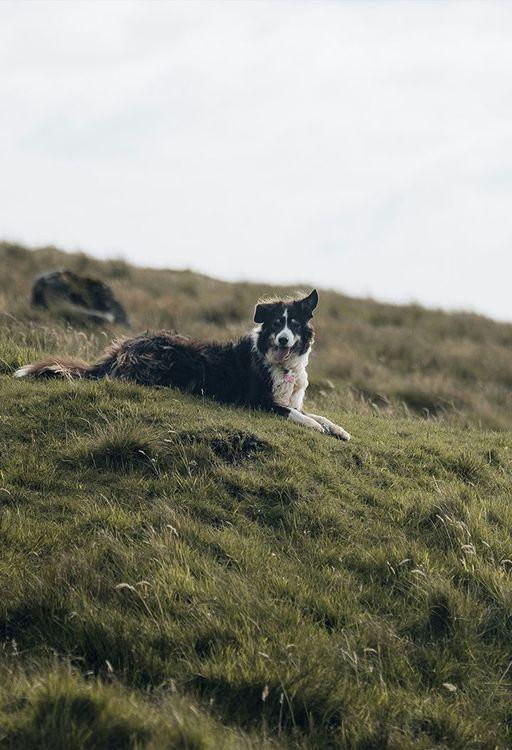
[31,269,129,325]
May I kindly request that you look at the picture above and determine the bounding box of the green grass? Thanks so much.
[3,240,512,430]
[1,242,512,748]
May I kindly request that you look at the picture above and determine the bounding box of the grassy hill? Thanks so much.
[1,241,512,749]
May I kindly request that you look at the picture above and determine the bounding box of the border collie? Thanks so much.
[15,289,350,440]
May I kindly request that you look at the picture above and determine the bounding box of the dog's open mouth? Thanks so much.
[275,346,291,363]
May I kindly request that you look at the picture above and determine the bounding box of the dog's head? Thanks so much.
[253,289,318,365]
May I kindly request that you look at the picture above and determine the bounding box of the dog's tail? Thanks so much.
[15,357,95,380]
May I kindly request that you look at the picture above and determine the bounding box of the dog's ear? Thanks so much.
[254,302,271,324]
[298,289,319,318]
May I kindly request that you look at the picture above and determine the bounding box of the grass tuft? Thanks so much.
[179,428,272,465]
[79,426,160,474]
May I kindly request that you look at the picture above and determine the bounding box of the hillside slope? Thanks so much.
[1,243,512,749]
[2,241,512,430]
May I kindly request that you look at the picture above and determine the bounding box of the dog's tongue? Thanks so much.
[276,347,291,363]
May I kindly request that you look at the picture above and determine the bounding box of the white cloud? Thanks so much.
[0,0,511,319]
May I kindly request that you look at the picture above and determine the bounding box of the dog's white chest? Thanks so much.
[270,360,308,410]
[271,370,296,407]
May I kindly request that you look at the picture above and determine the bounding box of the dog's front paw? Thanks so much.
[329,424,351,441]
[308,418,328,433]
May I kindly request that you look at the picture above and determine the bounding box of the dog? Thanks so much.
[15,289,350,440]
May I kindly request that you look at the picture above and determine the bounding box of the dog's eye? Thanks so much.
[291,319,299,325]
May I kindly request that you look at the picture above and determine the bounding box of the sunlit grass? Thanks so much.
[1,242,512,748]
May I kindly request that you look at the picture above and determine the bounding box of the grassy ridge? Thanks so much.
[1,242,512,748]
[2,241,512,429]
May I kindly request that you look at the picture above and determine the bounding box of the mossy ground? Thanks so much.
[1,243,512,748]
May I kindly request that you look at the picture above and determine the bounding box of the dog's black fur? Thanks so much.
[91,332,289,415]
[16,289,351,439]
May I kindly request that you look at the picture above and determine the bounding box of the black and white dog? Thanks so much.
[15,289,350,440]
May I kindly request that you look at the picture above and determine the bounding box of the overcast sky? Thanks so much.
[1,1,511,320]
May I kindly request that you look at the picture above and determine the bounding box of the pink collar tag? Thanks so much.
[284,372,295,383]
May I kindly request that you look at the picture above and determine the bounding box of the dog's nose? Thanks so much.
[278,335,289,346]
